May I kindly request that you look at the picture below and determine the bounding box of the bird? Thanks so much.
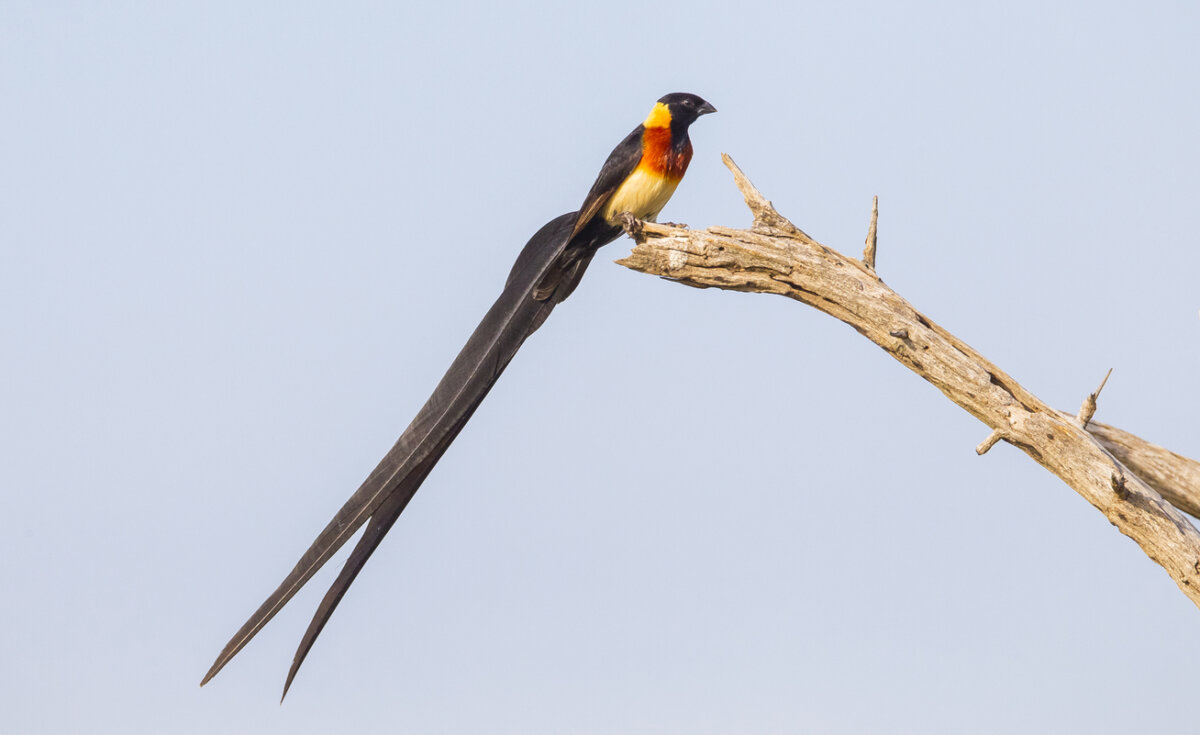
[201,92,716,698]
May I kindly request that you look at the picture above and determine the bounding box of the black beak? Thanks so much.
[697,100,717,116]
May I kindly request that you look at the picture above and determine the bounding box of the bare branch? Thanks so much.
[616,154,1200,610]
[721,153,815,243]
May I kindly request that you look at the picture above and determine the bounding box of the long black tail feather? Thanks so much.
[203,212,615,690]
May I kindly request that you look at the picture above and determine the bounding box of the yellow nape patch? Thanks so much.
[643,102,672,129]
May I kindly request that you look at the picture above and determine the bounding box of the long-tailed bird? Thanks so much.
[202,92,716,698]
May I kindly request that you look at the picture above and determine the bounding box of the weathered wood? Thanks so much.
[616,154,1200,609]
[1082,420,1200,519]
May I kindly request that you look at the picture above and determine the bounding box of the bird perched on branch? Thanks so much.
[202,92,716,698]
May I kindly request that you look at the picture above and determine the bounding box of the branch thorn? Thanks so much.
[863,195,879,271]
[1077,367,1114,428]
[1111,468,1128,500]
[976,429,1006,455]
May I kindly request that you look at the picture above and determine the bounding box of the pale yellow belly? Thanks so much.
[600,167,680,224]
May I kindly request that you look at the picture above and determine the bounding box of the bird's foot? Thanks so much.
[619,212,644,239]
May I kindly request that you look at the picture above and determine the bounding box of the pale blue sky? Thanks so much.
[3,2,1199,733]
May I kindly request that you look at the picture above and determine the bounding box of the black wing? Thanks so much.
[568,124,644,242]
[528,124,643,301]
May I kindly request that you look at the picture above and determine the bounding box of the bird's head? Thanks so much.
[644,92,717,130]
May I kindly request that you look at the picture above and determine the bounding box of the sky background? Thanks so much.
[3,2,1199,733]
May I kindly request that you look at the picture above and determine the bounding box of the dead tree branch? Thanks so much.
[616,154,1200,609]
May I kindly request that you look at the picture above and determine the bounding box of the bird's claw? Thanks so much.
[619,212,643,238]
